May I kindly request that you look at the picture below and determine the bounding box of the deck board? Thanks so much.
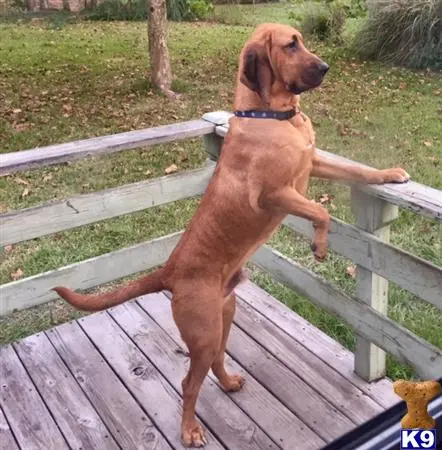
[137,293,325,450]
[0,281,399,450]
[110,301,279,450]
[13,332,121,450]
[234,299,383,423]
[0,407,19,450]
[46,322,171,450]
[236,281,400,409]
[0,345,69,450]
[78,311,222,450]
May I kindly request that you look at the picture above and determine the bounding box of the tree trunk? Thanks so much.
[147,0,175,97]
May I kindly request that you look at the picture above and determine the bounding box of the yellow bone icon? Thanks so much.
[393,379,441,429]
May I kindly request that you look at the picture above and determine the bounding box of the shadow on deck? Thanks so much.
[0,281,400,450]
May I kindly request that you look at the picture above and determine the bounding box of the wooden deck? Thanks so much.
[0,281,401,450]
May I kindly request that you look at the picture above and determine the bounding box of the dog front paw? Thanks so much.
[380,168,410,184]
[311,242,327,262]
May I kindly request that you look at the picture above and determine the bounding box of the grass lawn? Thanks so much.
[0,8,441,380]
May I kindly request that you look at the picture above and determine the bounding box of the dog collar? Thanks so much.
[233,109,296,120]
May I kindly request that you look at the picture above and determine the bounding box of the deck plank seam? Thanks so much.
[232,296,383,424]
[42,328,125,450]
[0,404,21,450]
[73,317,175,450]
[9,340,73,450]
[235,284,393,411]
[129,300,286,450]
[159,291,360,428]
[106,305,269,450]
[152,293,323,444]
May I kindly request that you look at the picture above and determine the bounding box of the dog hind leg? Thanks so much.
[211,293,245,392]
[172,291,223,448]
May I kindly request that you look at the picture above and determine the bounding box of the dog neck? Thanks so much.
[233,79,301,112]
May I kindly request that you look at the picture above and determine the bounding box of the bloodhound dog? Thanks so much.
[53,23,409,447]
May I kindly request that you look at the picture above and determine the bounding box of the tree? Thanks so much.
[147,0,175,97]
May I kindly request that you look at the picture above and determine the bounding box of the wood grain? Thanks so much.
[0,231,182,316]
[78,310,222,450]
[139,292,325,450]
[0,407,19,450]
[110,300,280,450]
[0,345,69,450]
[226,323,355,442]
[13,333,120,450]
[233,299,383,423]
[1,119,214,175]
[1,167,213,246]
[46,321,171,450]
[251,246,442,379]
[235,281,400,409]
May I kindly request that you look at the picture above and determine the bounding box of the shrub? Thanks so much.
[85,0,213,22]
[293,2,346,42]
[354,0,441,69]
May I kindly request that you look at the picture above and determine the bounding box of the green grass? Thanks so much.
[0,11,441,381]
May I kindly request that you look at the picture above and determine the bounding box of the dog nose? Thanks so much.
[318,62,329,75]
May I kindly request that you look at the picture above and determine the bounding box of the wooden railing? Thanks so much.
[1,111,441,383]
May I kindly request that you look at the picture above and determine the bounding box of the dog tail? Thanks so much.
[52,268,165,312]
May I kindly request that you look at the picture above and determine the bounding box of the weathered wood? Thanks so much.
[13,333,120,450]
[2,167,213,246]
[139,292,326,450]
[282,215,442,310]
[235,281,400,409]
[251,246,442,379]
[215,122,442,221]
[110,301,280,450]
[0,407,19,450]
[226,323,354,441]
[78,311,221,450]
[0,231,182,316]
[46,321,171,450]
[351,191,397,381]
[202,111,232,161]
[0,345,70,450]
[233,299,383,423]
[0,119,214,175]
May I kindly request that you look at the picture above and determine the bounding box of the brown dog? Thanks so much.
[53,24,409,447]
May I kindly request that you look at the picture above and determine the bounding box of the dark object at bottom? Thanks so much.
[322,377,442,450]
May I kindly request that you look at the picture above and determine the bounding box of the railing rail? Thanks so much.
[1,110,441,381]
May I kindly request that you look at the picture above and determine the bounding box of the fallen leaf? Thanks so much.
[423,141,433,147]
[11,268,24,281]
[319,193,334,205]
[346,266,357,279]
[165,164,178,174]
[399,82,407,89]
[12,108,22,114]
[4,245,13,253]
[14,177,30,185]
[42,174,53,182]
[179,150,188,162]
[21,188,30,198]
[144,170,152,176]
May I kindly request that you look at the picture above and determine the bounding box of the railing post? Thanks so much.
[351,189,399,381]
[201,111,232,163]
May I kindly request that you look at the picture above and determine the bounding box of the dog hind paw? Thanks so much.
[182,421,207,448]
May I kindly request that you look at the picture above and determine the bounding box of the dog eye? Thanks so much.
[287,41,297,50]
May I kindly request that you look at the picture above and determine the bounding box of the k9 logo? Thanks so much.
[400,429,437,449]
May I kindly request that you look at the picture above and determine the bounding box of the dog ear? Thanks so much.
[240,42,273,105]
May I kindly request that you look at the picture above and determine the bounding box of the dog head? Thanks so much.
[239,23,329,105]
